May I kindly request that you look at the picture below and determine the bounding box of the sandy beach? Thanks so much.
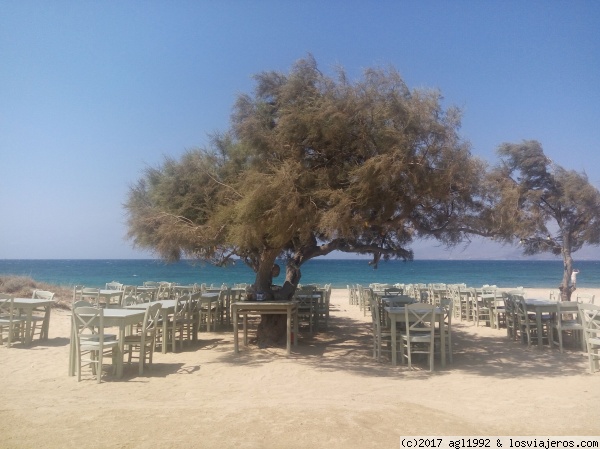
[2,287,600,449]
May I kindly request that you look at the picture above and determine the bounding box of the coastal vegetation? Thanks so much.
[0,275,71,308]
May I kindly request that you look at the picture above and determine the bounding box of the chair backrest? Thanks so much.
[0,294,15,319]
[72,285,84,302]
[122,285,137,297]
[143,281,159,287]
[369,295,386,331]
[156,284,172,300]
[384,287,403,296]
[136,291,153,303]
[80,288,100,307]
[73,300,93,309]
[105,281,124,290]
[72,306,103,341]
[141,303,162,336]
[578,303,600,338]
[405,303,437,330]
[32,290,55,301]
[121,295,139,307]
[174,294,190,319]
[554,301,582,327]
[575,293,595,304]
[439,298,453,326]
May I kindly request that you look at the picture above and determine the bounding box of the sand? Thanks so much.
[2,288,600,449]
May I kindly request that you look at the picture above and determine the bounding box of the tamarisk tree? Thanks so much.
[125,56,485,342]
[484,140,600,299]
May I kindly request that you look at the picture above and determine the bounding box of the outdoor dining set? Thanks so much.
[1,280,333,383]
[348,282,600,373]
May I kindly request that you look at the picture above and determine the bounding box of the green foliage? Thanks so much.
[125,56,485,282]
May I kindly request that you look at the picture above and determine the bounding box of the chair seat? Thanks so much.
[558,320,583,329]
[80,333,117,342]
[0,317,26,324]
[403,333,433,343]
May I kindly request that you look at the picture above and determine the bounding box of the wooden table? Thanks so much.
[11,298,54,345]
[231,301,298,355]
[69,309,146,378]
[385,306,447,369]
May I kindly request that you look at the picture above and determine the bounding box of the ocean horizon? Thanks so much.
[1,258,599,290]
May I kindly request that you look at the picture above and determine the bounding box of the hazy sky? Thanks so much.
[2,1,599,260]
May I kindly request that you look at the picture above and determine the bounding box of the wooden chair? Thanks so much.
[436,298,453,363]
[472,290,491,327]
[0,294,25,347]
[370,296,393,362]
[401,303,436,371]
[516,297,550,348]
[502,293,520,341]
[123,303,162,375]
[294,287,318,334]
[549,302,585,352]
[162,295,190,352]
[71,306,119,383]
[315,284,331,331]
[577,303,600,373]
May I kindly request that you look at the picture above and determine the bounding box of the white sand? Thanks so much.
[2,288,600,449]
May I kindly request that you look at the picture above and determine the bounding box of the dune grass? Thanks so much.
[0,275,72,309]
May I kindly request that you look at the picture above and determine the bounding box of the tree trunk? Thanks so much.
[560,236,574,301]
[254,257,301,347]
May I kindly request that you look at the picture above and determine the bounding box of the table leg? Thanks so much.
[161,311,168,354]
[293,308,298,347]
[536,306,543,349]
[42,306,51,341]
[440,315,446,369]
[207,299,212,332]
[243,313,248,346]
[68,319,75,376]
[391,317,397,366]
[24,309,33,345]
[233,307,239,353]
[117,325,125,378]
[286,308,291,355]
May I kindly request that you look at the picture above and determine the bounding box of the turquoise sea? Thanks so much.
[0,259,599,289]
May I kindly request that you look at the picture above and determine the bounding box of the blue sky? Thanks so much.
[1,1,599,260]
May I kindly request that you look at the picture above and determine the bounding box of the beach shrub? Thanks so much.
[0,275,71,309]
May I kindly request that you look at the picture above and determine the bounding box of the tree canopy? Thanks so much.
[125,56,486,295]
